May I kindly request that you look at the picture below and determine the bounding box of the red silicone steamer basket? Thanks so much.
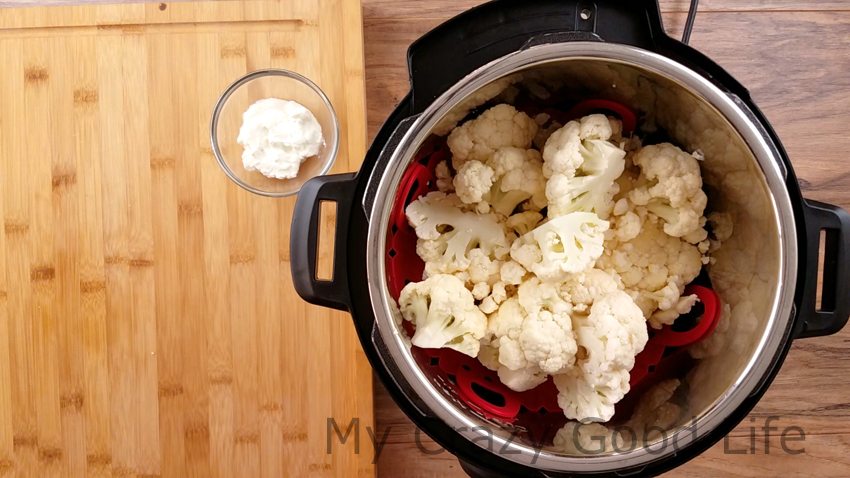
[385,101,723,438]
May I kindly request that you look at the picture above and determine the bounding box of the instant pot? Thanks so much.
[290,0,850,476]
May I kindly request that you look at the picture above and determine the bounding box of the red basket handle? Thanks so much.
[654,285,721,347]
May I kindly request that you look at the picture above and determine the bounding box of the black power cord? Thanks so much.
[682,0,700,44]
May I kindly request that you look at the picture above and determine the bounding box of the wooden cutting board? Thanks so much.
[0,1,373,477]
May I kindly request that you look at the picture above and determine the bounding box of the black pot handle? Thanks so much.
[795,199,850,338]
[290,173,357,312]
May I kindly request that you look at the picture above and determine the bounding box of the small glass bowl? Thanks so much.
[210,69,340,197]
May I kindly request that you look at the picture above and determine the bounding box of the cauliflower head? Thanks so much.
[542,114,627,219]
[515,279,578,374]
[554,290,647,422]
[486,279,577,390]
[511,212,609,283]
[398,274,488,357]
[406,192,509,276]
[629,143,708,243]
[447,104,538,170]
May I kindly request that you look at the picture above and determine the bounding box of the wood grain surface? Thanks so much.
[361,1,850,477]
[0,1,373,477]
[1,0,849,477]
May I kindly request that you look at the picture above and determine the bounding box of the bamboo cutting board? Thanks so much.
[0,1,373,477]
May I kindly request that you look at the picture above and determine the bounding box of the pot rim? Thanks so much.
[364,41,798,472]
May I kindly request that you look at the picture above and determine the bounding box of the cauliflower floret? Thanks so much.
[488,147,547,213]
[649,294,698,329]
[453,148,546,216]
[511,212,609,282]
[398,274,487,357]
[497,365,547,392]
[630,143,708,243]
[467,248,502,286]
[433,74,523,136]
[596,216,703,325]
[479,281,508,315]
[465,247,508,312]
[447,104,538,170]
[487,298,527,369]
[500,260,527,285]
[453,160,494,205]
[554,369,630,423]
[487,279,577,389]
[406,192,509,276]
[477,340,501,371]
[471,282,490,301]
[577,290,648,373]
[542,114,627,219]
[516,279,578,374]
[610,209,644,242]
[554,290,647,422]
[560,268,622,313]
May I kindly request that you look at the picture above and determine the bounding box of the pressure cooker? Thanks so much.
[289,0,850,476]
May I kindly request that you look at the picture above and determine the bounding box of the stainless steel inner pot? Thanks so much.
[363,42,798,472]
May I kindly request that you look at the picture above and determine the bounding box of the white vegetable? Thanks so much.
[453,160,494,205]
[486,278,577,390]
[488,147,547,213]
[516,279,578,374]
[406,192,509,276]
[453,147,546,216]
[597,215,703,326]
[500,260,527,285]
[401,101,717,426]
[497,365,547,392]
[477,340,501,371]
[559,268,622,313]
[629,143,708,244]
[398,274,488,357]
[554,290,647,422]
[554,369,630,423]
[448,104,538,170]
[542,114,626,218]
[511,212,609,283]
